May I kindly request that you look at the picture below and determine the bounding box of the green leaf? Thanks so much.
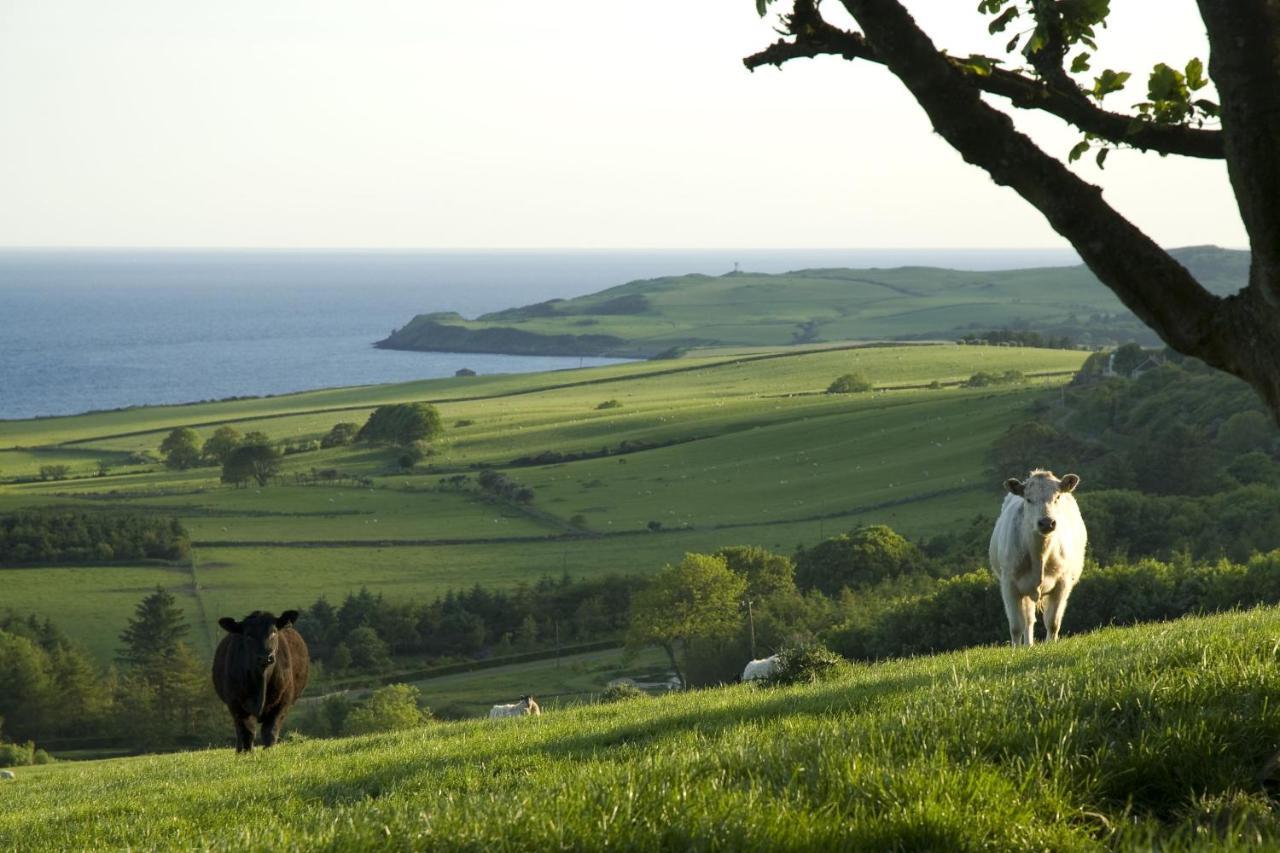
[1185,57,1208,90]
[1147,63,1187,102]
[1194,98,1220,116]
[988,6,1019,34]
[755,0,769,16]
[1069,140,1090,162]
[1070,53,1092,73]
[1092,68,1130,99]
[1095,147,1109,169]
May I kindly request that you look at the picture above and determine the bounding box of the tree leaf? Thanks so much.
[1069,140,1090,162]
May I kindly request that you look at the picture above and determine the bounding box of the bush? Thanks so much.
[38,465,70,481]
[358,403,443,447]
[826,372,873,394]
[32,749,53,765]
[344,684,432,735]
[795,524,930,595]
[321,422,359,449]
[765,643,848,686]
[0,741,34,767]
[596,399,623,410]
[601,682,648,703]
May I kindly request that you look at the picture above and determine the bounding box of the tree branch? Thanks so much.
[744,7,1224,160]
[1198,0,1280,305]
[831,0,1225,365]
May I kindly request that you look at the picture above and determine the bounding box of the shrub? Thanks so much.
[765,642,848,686]
[32,749,53,765]
[826,372,873,394]
[320,422,359,448]
[0,741,34,767]
[454,419,475,428]
[344,684,432,735]
[795,524,930,595]
[601,682,648,703]
[596,399,623,410]
[38,464,70,481]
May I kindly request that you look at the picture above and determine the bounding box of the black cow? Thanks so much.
[212,610,310,752]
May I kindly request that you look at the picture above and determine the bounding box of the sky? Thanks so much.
[0,1,1247,250]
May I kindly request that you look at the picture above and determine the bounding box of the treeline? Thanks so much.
[0,510,189,566]
[0,590,223,761]
[957,329,1076,349]
[155,402,445,484]
[298,574,647,672]
[827,550,1280,660]
[987,350,1280,561]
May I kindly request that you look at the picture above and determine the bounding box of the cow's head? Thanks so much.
[1004,470,1079,537]
[219,610,299,671]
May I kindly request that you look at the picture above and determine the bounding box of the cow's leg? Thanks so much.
[259,708,286,747]
[1042,583,1072,642]
[1001,583,1029,647]
[1018,596,1036,646]
[232,712,255,752]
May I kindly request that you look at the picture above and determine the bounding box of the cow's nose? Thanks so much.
[1037,517,1056,533]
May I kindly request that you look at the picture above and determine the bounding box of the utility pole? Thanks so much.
[746,599,757,660]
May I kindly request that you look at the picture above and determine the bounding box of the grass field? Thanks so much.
[0,344,1087,663]
[5,607,1280,850]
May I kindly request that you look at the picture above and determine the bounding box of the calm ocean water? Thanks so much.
[0,248,1078,420]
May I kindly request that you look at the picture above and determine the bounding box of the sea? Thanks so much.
[0,248,1079,421]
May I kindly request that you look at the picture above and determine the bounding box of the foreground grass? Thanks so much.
[7,608,1280,850]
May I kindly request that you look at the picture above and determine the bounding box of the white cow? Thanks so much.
[489,695,541,718]
[741,655,779,682]
[989,469,1087,646]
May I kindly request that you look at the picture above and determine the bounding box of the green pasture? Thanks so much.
[6,607,1280,849]
[0,344,1085,664]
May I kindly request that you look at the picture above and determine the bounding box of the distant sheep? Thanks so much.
[0,770,14,780]
[989,469,1087,646]
[741,655,779,682]
[489,695,540,718]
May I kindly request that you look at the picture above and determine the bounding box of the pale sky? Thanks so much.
[0,1,1246,249]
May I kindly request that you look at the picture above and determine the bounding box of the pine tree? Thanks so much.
[117,587,190,670]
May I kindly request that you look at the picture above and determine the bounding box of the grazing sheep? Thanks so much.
[989,470,1087,646]
[741,655,780,682]
[0,770,14,780]
[489,695,540,718]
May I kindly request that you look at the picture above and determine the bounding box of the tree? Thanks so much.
[117,586,190,669]
[345,626,391,670]
[794,525,928,595]
[826,372,873,394]
[343,684,431,735]
[116,587,210,737]
[746,1,1280,423]
[159,428,201,470]
[357,403,443,447]
[201,426,242,466]
[321,422,359,448]
[626,553,747,689]
[221,442,280,488]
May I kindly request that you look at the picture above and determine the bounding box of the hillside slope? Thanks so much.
[377,246,1248,357]
[5,606,1280,850]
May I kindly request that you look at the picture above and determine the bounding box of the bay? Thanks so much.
[0,248,1078,420]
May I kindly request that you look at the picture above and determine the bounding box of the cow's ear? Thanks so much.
[218,617,242,634]
[276,610,300,629]
[1060,473,1080,493]
[1004,478,1025,496]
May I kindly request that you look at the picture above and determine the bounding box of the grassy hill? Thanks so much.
[377,246,1248,358]
[5,607,1280,849]
[0,343,1086,662]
